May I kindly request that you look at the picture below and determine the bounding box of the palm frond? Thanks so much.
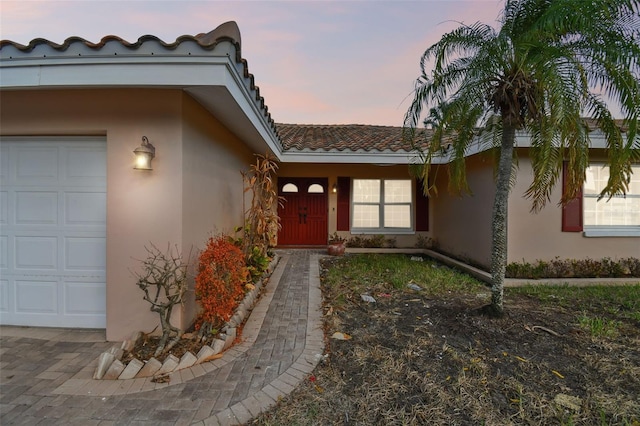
[405,0,640,210]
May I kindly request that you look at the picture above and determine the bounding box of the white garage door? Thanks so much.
[0,137,106,328]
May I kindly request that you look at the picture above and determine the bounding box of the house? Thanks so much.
[274,123,639,268]
[1,22,638,341]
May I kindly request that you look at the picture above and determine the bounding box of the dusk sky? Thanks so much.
[1,1,507,126]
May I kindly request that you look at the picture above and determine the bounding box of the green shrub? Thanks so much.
[506,257,640,279]
[345,234,392,248]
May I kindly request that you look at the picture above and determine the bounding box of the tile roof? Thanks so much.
[276,123,432,152]
[0,21,242,56]
[273,118,630,154]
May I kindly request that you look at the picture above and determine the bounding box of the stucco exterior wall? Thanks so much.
[507,156,640,263]
[430,153,495,269]
[278,163,433,247]
[180,93,254,327]
[0,88,255,341]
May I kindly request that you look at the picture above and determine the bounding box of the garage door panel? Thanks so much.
[0,236,7,269]
[64,192,106,226]
[0,280,8,312]
[0,146,9,180]
[0,191,7,224]
[16,280,58,313]
[16,191,58,225]
[65,148,107,180]
[15,236,58,269]
[65,237,106,270]
[16,146,59,180]
[65,282,106,314]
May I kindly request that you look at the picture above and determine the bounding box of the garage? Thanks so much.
[0,137,107,328]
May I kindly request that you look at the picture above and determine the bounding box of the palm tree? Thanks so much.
[403,0,640,316]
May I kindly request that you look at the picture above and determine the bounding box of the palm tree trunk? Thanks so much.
[489,122,516,317]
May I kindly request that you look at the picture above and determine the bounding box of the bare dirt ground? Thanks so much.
[253,256,640,425]
[121,332,207,365]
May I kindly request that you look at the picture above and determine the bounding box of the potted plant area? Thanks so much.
[327,232,346,256]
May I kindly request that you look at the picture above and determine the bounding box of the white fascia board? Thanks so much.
[513,131,610,149]
[0,56,229,88]
[280,150,449,164]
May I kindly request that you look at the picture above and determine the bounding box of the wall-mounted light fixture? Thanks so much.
[332,183,338,194]
[133,136,155,170]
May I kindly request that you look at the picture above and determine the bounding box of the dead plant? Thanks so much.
[133,243,189,357]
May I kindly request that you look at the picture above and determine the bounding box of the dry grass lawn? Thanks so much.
[252,254,640,426]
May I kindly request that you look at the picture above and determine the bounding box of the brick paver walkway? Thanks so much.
[0,250,325,425]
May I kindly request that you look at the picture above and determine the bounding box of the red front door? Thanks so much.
[278,178,328,246]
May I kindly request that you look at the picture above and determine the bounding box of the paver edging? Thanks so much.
[87,254,280,386]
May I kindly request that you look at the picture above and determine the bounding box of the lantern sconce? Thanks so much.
[133,136,155,170]
[332,183,338,194]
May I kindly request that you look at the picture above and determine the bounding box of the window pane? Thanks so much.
[584,164,640,227]
[384,180,411,203]
[353,179,380,203]
[584,168,598,193]
[308,184,324,193]
[584,165,611,195]
[630,167,640,193]
[353,205,379,228]
[583,197,597,225]
[384,205,411,228]
[630,198,640,224]
[282,183,298,193]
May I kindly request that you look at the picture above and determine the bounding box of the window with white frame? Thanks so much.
[352,179,412,231]
[583,164,640,232]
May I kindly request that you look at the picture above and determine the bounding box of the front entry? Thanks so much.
[278,178,328,246]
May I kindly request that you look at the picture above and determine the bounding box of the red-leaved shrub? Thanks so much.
[195,234,249,330]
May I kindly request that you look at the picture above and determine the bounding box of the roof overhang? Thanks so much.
[277,130,612,165]
[0,35,282,158]
[279,150,448,165]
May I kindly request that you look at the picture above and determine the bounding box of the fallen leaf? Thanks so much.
[202,353,224,362]
[331,332,352,340]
